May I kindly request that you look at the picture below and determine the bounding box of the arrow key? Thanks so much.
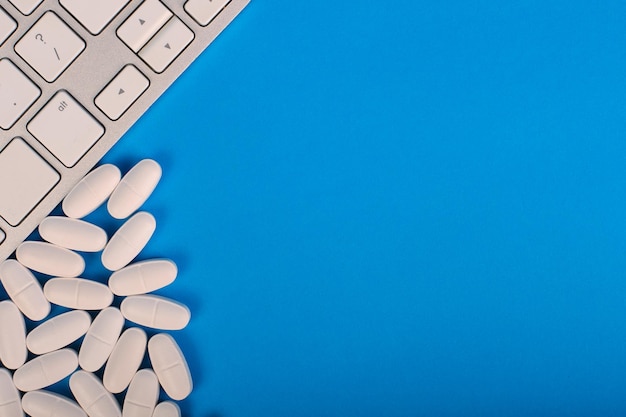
[117,0,172,53]
[139,16,194,74]
[95,65,149,121]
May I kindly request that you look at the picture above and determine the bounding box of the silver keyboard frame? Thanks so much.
[0,0,251,262]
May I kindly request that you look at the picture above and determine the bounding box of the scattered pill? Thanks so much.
[108,259,177,296]
[0,260,50,321]
[108,159,162,219]
[13,349,78,392]
[79,307,125,372]
[0,301,27,370]
[102,212,156,271]
[152,402,181,417]
[63,164,121,219]
[0,369,22,417]
[70,371,121,417]
[44,278,113,310]
[148,334,193,401]
[22,391,86,417]
[121,295,190,331]
[16,241,85,277]
[27,310,91,355]
[122,369,159,417]
[103,327,147,394]
[39,217,108,252]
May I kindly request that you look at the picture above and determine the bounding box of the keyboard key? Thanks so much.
[0,139,59,226]
[60,0,131,35]
[15,12,86,83]
[0,7,17,46]
[7,0,42,16]
[95,65,150,120]
[139,17,194,74]
[185,0,231,26]
[0,59,41,130]
[117,0,172,53]
[28,91,105,168]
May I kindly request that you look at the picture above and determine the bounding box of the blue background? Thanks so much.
[100,0,626,416]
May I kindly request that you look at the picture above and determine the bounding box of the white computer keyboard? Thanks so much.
[0,0,250,262]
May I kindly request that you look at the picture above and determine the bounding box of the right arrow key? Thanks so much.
[139,17,194,74]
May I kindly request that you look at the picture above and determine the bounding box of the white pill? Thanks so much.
[16,241,85,277]
[63,164,121,219]
[102,212,156,271]
[22,391,86,417]
[0,301,26,370]
[0,260,50,321]
[109,259,177,296]
[103,327,147,394]
[148,334,193,400]
[108,159,162,219]
[79,307,125,372]
[44,278,113,310]
[121,295,190,330]
[152,402,181,417]
[70,371,121,417]
[0,369,22,417]
[122,369,159,417]
[27,310,91,355]
[39,217,108,252]
[13,349,78,391]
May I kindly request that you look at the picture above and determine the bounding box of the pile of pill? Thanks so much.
[0,159,192,417]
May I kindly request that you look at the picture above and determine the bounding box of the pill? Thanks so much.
[79,307,125,372]
[148,333,193,400]
[0,301,26,370]
[27,310,91,355]
[44,278,113,310]
[16,241,85,277]
[152,402,181,417]
[39,217,108,252]
[121,295,190,330]
[0,260,50,321]
[102,212,156,271]
[0,369,22,417]
[70,371,121,417]
[108,159,162,219]
[108,259,177,296]
[13,349,78,391]
[22,391,86,417]
[103,327,147,394]
[63,164,121,219]
[122,369,159,417]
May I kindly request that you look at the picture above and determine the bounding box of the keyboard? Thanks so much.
[0,0,250,262]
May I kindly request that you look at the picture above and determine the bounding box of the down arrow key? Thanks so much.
[138,16,195,73]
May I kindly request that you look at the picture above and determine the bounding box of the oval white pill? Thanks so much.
[109,259,177,296]
[0,260,50,321]
[13,349,78,391]
[108,159,162,219]
[39,217,108,252]
[148,333,193,401]
[122,369,159,417]
[103,327,147,394]
[152,402,181,417]
[121,295,190,330]
[44,278,113,310]
[27,310,91,355]
[0,369,23,417]
[79,307,125,372]
[16,241,85,277]
[102,212,156,271]
[70,371,121,417]
[22,391,86,417]
[63,164,121,219]
[0,301,26,370]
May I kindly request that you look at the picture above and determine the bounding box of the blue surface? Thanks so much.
[100,1,626,415]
